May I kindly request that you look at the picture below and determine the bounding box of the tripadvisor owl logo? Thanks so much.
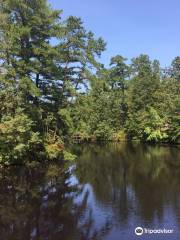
[135,227,143,236]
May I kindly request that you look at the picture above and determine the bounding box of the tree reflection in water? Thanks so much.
[0,143,180,240]
[0,163,111,240]
[71,143,180,236]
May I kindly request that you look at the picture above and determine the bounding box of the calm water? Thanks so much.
[0,143,180,240]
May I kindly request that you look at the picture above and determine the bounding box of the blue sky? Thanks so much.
[49,0,180,67]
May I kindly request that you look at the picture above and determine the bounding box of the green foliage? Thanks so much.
[45,143,63,160]
[168,115,180,143]
[0,1,179,166]
[94,122,114,141]
[143,107,168,142]
[58,108,74,135]
[113,130,127,141]
[144,128,167,142]
[63,150,76,161]
[0,112,41,163]
[68,54,179,144]
[0,0,105,164]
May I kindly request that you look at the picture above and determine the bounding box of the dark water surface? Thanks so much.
[0,143,180,240]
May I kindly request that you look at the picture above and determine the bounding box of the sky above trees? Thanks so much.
[49,0,180,67]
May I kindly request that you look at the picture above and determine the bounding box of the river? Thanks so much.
[0,143,179,240]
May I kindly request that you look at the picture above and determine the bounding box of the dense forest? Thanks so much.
[0,0,179,164]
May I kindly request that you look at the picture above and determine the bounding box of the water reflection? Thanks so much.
[0,163,112,240]
[72,143,180,239]
[0,143,179,240]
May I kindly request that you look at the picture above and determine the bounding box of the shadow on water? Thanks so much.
[0,143,180,240]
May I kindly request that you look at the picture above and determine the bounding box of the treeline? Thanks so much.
[0,0,179,164]
[69,55,180,143]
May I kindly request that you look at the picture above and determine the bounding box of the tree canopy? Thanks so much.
[0,0,179,164]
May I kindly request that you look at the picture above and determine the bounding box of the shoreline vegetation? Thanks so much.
[0,0,179,165]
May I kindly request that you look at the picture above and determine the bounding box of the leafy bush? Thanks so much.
[63,150,76,161]
[93,122,114,140]
[144,127,168,142]
[113,130,127,141]
[0,113,41,164]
